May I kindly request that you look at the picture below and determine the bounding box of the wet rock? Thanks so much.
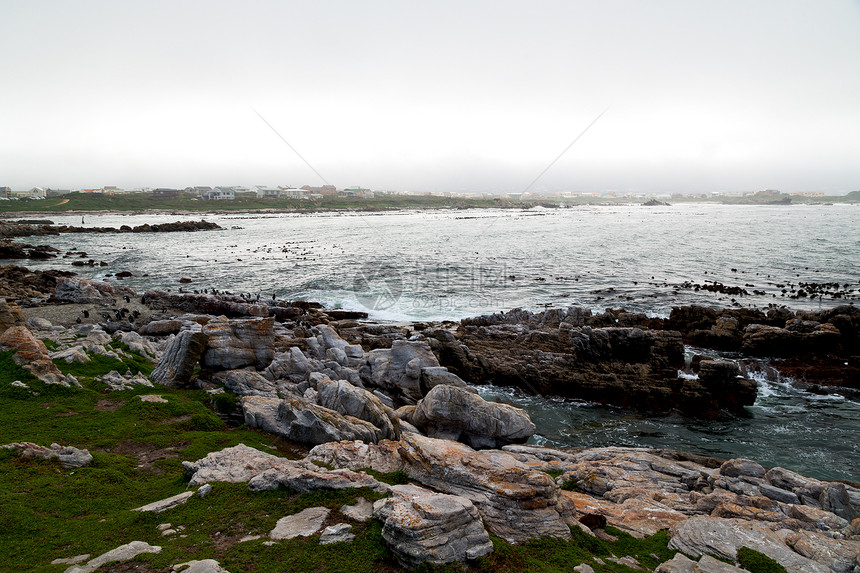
[411,384,535,448]
[317,378,400,440]
[201,317,274,371]
[151,330,209,388]
[396,433,571,543]
[719,458,766,479]
[429,309,751,415]
[373,484,493,568]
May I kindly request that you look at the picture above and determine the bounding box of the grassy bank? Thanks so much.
[1,339,678,572]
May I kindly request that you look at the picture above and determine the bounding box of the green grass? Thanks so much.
[737,547,788,573]
[1,347,680,572]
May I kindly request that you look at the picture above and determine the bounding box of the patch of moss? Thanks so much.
[41,338,60,351]
[561,478,578,491]
[360,468,411,485]
[544,469,564,479]
[737,547,787,573]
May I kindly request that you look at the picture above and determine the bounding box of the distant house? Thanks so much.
[15,187,46,198]
[152,188,182,198]
[46,188,72,197]
[203,188,235,200]
[256,187,282,199]
[0,186,11,198]
[282,188,309,200]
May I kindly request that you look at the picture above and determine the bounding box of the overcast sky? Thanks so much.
[2,1,859,194]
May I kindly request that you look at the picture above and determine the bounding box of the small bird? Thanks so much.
[82,310,89,318]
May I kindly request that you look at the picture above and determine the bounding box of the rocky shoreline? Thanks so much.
[2,272,859,571]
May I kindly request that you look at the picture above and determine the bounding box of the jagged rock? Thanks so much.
[119,331,158,358]
[0,297,26,332]
[2,442,93,468]
[182,443,384,493]
[319,523,355,545]
[668,516,831,573]
[373,484,493,568]
[51,346,90,364]
[270,507,330,540]
[359,340,441,406]
[317,378,399,440]
[54,277,136,304]
[141,289,303,321]
[242,395,384,445]
[64,541,161,573]
[396,433,570,543]
[419,366,475,394]
[100,370,153,391]
[182,443,286,486]
[411,384,535,448]
[307,440,405,474]
[263,347,315,383]
[0,325,69,385]
[151,330,209,387]
[201,316,274,371]
[428,312,753,415]
[211,369,278,398]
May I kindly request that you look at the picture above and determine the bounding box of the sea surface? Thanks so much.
[15,203,860,481]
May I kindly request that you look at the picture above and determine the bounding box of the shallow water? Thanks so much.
[14,203,860,481]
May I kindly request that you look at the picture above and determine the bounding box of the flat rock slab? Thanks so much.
[133,491,194,513]
[270,507,331,540]
[65,541,161,573]
[340,497,374,522]
[172,559,232,572]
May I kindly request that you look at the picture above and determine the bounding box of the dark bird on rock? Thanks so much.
[82,310,90,318]
[123,295,130,303]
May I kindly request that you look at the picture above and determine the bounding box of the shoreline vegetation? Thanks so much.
[1,218,859,571]
[0,189,858,216]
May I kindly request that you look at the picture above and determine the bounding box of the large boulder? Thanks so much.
[359,340,440,406]
[182,443,384,493]
[150,330,209,388]
[201,317,274,371]
[54,277,136,304]
[373,484,493,568]
[263,347,316,383]
[411,384,535,448]
[0,325,70,385]
[211,369,278,398]
[396,433,570,543]
[317,378,399,440]
[242,395,385,445]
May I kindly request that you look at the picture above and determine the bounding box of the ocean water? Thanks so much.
[15,203,860,481]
